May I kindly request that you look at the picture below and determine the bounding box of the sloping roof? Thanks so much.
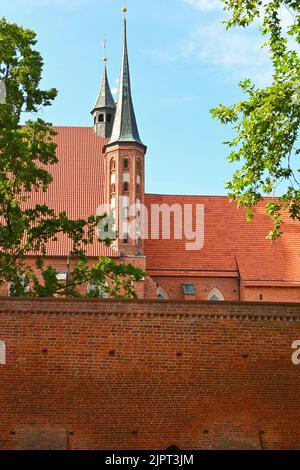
[107,18,145,148]
[26,126,116,258]
[91,65,116,112]
[144,194,300,283]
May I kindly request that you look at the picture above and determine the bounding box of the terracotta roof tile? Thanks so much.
[144,194,300,282]
[27,126,116,258]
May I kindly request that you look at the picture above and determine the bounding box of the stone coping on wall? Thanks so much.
[0,297,299,320]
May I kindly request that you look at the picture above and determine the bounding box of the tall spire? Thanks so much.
[91,42,116,138]
[107,12,146,150]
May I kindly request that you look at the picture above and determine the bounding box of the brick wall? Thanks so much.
[152,276,239,301]
[242,285,300,303]
[0,298,300,450]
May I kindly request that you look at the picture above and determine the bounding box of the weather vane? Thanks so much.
[102,37,108,63]
[122,0,128,15]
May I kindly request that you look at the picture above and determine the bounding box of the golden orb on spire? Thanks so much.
[122,0,127,13]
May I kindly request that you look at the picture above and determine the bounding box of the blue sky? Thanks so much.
[0,0,283,195]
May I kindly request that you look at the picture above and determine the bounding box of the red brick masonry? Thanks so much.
[0,298,300,450]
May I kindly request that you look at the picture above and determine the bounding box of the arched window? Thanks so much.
[123,182,129,193]
[94,116,96,125]
[207,287,224,301]
[110,159,116,171]
[123,233,129,244]
[157,287,169,300]
[107,114,112,123]
[136,183,140,193]
[136,159,141,173]
[123,157,129,169]
[98,114,104,123]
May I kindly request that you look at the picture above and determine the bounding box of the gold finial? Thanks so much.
[102,37,108,63]
[122,0,128,14]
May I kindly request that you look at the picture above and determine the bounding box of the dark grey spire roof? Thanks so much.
[91,65,116,113]
[108,18,146,149]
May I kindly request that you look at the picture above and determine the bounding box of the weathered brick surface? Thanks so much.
[0,298,300,450]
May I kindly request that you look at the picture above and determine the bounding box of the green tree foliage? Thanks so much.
[0,18,144,297]
[211,1,300,238]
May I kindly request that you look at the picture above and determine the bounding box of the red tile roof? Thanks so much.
[25,127,300,282]
[144,194,300,283]
[26,126,116,258]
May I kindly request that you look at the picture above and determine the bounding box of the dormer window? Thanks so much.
[182,284,196,295]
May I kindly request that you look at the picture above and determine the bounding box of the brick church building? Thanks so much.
[7,13,300,303]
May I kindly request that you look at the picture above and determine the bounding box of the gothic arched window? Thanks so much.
[157,287,169,300]
[207,287,224,301]
[123,157,129,169]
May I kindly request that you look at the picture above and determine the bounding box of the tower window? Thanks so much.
[123,182,129,193]
[110,159,116,171]
[136,183,141,193]
[124,158,129,169]
[94,116,96,125]
[136,159,141,173]
[123,233,129,244]
[107,114,112,123]
[110,184,116,194]
[98,114,104,123]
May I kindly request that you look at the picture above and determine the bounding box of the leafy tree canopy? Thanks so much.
[211,1,300,239]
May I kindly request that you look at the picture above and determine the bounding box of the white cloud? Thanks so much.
[0,0,86,8]
[182,22,272,85]
[183,0,221,11]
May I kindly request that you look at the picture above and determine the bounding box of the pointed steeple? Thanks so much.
[106,16,146,150]
[91,53,116,138]
[92,65,116,112]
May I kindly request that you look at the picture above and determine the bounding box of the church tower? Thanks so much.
[104,7,147,257]
[91,51,116,138]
